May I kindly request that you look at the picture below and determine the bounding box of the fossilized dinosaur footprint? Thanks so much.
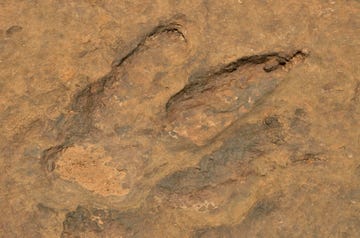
[42,18,307,197]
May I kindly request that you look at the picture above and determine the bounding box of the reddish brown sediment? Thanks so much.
[0,1,359,237]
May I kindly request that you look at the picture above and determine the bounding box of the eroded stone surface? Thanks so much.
[0,1,359,237]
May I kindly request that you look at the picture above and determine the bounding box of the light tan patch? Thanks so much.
[56,145,129,196]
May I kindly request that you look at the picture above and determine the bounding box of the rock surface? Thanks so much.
[0,0,359,237]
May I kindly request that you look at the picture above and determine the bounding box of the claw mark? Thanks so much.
[112,22,186,67]
[41,20,187,173]
[166,49,309,145]
[41,144,69,172]
[166,50,307,110]
[71,22,186,116]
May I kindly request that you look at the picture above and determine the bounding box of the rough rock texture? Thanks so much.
[0,0,359,237]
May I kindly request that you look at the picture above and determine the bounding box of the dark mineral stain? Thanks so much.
[6,25,23,36]
[61,206,147,237]
[264,115,281,128]
[192,197,278,237]
[62,206,103,237]
[246,199,277,220]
